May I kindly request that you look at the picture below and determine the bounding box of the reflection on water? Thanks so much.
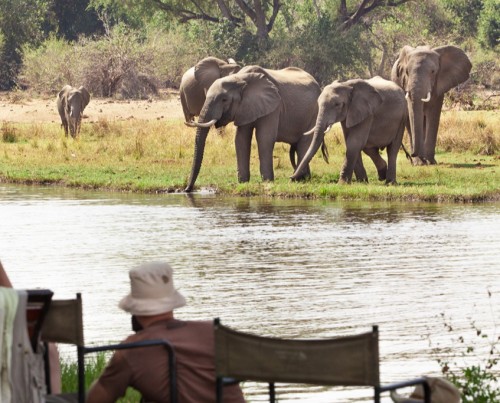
[1,184,499,402]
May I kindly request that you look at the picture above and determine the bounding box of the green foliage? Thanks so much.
[441,0,483,38]
[0,0,50,89]
[478,0,500,50]
[21,35,75,93]
[431,292,500,403]
[21,25,196,97]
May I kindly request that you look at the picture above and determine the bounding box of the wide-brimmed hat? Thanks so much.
[119,261,186,316]
[390,376,461,403]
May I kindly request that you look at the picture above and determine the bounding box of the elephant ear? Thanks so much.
[434,45,472,95]
[346,80,383,129]
[194,57,226,92]
[220,58,241,77]
[78,86,90,109]
[234,72,281,127]
[391,45,414,90]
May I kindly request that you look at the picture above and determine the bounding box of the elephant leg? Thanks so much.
[363,148,387,181]
[293,139,312,180]
[62,119,69,136]
[423,94,444,164]
[353,155,368,182]
[235,125,254,183]
[255,110,279,182]
[339,119,371,184]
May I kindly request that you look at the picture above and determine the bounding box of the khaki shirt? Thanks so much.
[96,319,245,402]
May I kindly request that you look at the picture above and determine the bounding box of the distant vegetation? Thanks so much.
[0,110,498,201]
[0,0,498,103]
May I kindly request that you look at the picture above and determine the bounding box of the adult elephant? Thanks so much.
[180,57,241,125]
[56,85,90,138]
[291,76,407,185]
[184,66,323,192]
[391,45,472,165]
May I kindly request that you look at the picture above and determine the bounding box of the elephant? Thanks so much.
[56,85,90,138]
[180,57,241,125]
[290,76,407,185]
[184,65,324,192]
[391,45,472,165]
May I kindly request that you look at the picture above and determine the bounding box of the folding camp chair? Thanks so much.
[40,293,178,403]
[214,318,431,403]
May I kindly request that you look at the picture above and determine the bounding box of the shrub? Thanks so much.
[1,123,17,143]
[21,25,197,98]
[429,291,499,403]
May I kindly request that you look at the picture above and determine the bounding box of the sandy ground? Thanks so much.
[0,91,184,124]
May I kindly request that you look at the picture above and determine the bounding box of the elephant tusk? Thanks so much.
[190,119,217,128]
[405,92,410,100]
[184,120,197,127]
[421,92,431,102]
[303,128,314,136]
[325,125,332,133]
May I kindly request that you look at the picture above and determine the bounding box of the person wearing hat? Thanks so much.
[86,261,245,403]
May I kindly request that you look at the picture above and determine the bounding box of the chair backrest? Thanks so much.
[214,319,432,403]
[40,293,84,346]
[40,293,178,403]
[214,318,380,387]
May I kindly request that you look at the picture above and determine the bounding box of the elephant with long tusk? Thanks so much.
[391,45,472,165]
[184,65,326,192]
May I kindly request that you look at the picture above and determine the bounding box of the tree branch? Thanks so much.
[234,0,257,23]
[340,0,410,31]
[266,0,281,32]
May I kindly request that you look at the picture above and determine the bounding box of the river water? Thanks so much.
[0,184,499,402]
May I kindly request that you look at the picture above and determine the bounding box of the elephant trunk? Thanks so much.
[185,104,219,192]
[290,110,328,181]
[407,95,425,158]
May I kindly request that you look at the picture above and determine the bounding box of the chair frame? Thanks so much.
[42,293,178,403]
[214,318,431,403]
[26,289,54,352]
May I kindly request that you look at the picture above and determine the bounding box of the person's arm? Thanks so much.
[86,380,117,403]
[0,260,13,287]
[86,351,130,403]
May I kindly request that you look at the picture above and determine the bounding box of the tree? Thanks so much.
[337,0,411,30]
[89,0,281,45]
[45,0,104,41]
[478,0,500,50]
[0,0,50,89]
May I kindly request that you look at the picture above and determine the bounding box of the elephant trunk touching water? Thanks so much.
[186,103,223,192]
[184,66,323,192]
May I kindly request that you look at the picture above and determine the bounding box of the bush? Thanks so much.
[429,291,499,403]
[21,25,197,98]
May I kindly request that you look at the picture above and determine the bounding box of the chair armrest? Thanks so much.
[378,377,431,403]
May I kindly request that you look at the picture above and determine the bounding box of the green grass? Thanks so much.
[0,110,499,202]
[61,352,141,402]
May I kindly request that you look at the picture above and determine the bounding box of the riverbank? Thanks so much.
[0,95,498,202]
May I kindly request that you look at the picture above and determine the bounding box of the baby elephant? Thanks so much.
[57,85,90,138]
[291,76,407,185]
